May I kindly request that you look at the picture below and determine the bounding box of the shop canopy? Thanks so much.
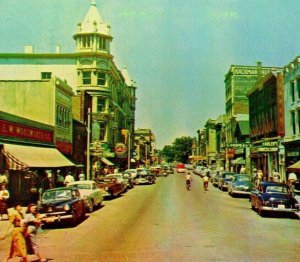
[231,157,245,165]
[2,143,75,170]
[286,160,300,172]
[101,157,114,166]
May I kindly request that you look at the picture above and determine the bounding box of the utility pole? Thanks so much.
[86,108,91,180]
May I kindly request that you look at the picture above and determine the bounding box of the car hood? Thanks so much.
[77,189,92,196]
[40,198,73,207]
[262,193,295,202]
[233,181,254,187]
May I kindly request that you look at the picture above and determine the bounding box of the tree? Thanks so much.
[172,136,195,163]
[161,145,175,163]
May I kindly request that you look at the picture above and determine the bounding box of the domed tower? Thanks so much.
[73,0,112,53]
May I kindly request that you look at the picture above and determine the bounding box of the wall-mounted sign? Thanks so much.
[115,143,127,157]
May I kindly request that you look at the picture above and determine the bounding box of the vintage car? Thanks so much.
[176,163,186,173]
[134,168,156,184]
[96,176,125,198]
[250,181,300,217]
[228,174,255,197]
[218,172,235,191]
[106,174,128,190]
[159,165,174,176]
[37,187,85,227]
[67,180,103,212]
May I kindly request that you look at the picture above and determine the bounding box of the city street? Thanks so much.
[1,172,299,262]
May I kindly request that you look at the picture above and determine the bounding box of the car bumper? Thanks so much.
[40,212,74,224]
[232,189,251,195]
[261,206,299,213]
[135,179,150,184]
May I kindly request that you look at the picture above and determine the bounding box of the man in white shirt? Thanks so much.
[64,172,75,186]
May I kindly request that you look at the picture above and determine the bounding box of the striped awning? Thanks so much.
[2,143,75,170]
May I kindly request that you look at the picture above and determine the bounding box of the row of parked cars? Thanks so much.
[36,167,163,227]
[210,171,300,218]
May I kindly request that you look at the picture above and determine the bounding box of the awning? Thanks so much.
[286,160,300,171]
[101,157,114,166]
[231,157,245,165]
[2,143,75,170]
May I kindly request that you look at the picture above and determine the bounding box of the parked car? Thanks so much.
[135,169,156,184]
[211,171,221,186]
[176,163,186,173]
[96,176,124,198]
[185,164,194,170]
[37,187,85,227]
[228,174,255,197]
[218,172,235,191]
[67,180,103,212]
[159,165,174,176]
[122,172,135,188]
[124,169,138,178]
[106,174,128,190]
[250,181,300,217]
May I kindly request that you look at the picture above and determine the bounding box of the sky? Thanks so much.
[1,0,300,149]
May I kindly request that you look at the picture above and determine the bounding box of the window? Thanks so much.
[82,71,91,85]
[291,81,295,102]
[56,105,71,129]
[41,72,52,80]
[97,97,106,112]
[292,111,296,135]
[82,36,91,48]
[97,72,106,86]
[98,37,106,50]
[298,110,300,134]
[297,79,300,99]
[99,123,106,140]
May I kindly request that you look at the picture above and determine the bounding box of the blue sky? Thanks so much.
[1,0,300,148]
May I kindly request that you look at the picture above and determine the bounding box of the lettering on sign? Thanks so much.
[262,141,278,147]
[257,147,278,152]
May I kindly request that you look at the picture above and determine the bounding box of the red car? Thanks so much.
[96,177,124,198]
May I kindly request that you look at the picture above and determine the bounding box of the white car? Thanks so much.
[67,180,103,213]
[124,169,138,178]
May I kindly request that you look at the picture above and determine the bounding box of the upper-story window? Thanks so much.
[97,72,106,86]
[98,37,106,50]
[41,72,52,80]
[97,97,106,112]
[82,36,91,48]
[56,105,71,129]
[297,78,300,100]
[291,81,295,102]
[291,111,296,135]
[82,71,91,85]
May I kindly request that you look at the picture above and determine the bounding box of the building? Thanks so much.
[224,62,282,170]
[204,119,217,167]
[284,57,300,178]
[247,70,285,180]
[0,1,137,174]
[0,77,75,204]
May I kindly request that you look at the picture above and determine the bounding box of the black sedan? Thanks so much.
[37,187,86,226]
[250,181,300,217]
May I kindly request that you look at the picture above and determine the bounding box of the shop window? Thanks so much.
[82,71,91,85]
[97,72,106,86]
[41,72,52,80]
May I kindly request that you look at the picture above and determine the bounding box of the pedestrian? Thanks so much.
[24,203,46,262]
[0,171,8,186]
[256,169,263,187]
[288,172,297,187]
[2,203,28,262]
[78,172,85,181]
[0,184,10,220]
[185,172,192,190]
[203,171,209,191]
[272,169,280,182]
[240,165,246,174]
[64,172,74,186]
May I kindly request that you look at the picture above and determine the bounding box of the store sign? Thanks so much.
[257,147,278,152]
[115,143,127,157]
[0,120,53,143]
[227,143,249,148]
[262,141,278,147]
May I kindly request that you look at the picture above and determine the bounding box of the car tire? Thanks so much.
[70,212,78,227]
[89,199,94,213]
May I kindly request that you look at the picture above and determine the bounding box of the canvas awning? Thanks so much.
[101,157,114,166]
[2,143,75,170]
[286,160,300,171]
[231,157,245,165]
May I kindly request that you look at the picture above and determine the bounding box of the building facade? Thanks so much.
[0,1,137,174]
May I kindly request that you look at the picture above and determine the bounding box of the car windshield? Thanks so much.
[266,185,288,194]
[71,184,92,190]
[224,174,234,179]
[42,189,71,201]
[237,176,251,182]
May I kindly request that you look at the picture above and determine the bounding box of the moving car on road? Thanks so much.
[250,181,300,217]
[67,180,103,212]
[176,163,186,173]
[37,187,85,227]
[134,168,156,184]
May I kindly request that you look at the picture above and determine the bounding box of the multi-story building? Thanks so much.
[0,77,75,204]
[247,70,285,180]
[0,1,137,173]
[284,57,300,177]
[224,62,282,170]
[204,119,217,167]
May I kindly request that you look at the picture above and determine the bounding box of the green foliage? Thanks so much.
[161,136,195,163]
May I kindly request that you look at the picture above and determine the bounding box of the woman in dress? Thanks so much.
[4,203,28,262]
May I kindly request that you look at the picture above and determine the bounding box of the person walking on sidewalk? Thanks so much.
[0,184,10,220]
[203,172,209,191]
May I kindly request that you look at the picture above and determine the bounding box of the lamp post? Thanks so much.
[86,107,91,180]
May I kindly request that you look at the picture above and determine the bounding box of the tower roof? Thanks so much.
[121,66,135,86]
[78,0,111,36]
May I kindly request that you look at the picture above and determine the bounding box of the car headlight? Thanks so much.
[64,204,70,211]
[262,200,269,205]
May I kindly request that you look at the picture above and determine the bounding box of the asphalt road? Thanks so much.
[1,172,299,262]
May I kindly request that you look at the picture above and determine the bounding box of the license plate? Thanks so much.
[278,204,285,210]
[45,216,55,223]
